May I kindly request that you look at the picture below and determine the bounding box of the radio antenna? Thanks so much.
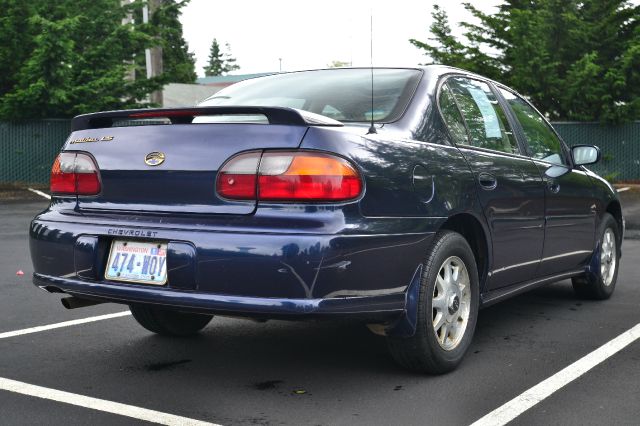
[367,12,377,135]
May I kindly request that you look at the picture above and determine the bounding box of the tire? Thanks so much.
[387,231,480,374]
[130,304,213,336]
[572,213,620,300]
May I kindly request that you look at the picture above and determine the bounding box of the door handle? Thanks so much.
[478,172,497,190]
[547,180,560,193]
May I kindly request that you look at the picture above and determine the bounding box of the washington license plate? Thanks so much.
[105,240,168,285]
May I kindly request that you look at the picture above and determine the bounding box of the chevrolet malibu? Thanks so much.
[30,66,623,373]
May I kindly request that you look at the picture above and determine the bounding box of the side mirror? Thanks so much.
[572,145,600,166]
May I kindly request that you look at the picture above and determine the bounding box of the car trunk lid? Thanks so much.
[64,107,341,215]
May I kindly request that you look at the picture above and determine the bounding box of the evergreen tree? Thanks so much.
[0,1,36,99]
[203,38,240,76]
[0,0,163,119]
[411,1,640,122]
[153,0,196,83]
[409,5,468,69]
[204,39,223,77]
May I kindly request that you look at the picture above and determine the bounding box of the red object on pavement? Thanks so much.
[16,270,24,276]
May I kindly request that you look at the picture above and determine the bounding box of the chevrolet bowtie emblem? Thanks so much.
[144,152,165,166]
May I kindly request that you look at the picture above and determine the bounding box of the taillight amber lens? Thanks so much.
[258,152,362,201]
[217,151,362,202]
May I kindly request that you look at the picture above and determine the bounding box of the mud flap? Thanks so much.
[584,240,602,283]
[384,264,423,337]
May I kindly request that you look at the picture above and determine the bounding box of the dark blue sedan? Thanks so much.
[30,67,623,373]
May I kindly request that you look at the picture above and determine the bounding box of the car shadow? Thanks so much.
[115,280,586,381]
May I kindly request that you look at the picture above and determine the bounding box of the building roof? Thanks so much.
[162,83,217,107]
[196,72,275,85]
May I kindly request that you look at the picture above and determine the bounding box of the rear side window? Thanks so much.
[439,83,468,145]
[498,87,567,165]
[447,77,519,154]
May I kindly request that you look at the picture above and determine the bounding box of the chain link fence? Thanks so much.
[554,121,640,182]
[0,120,70,186]
[0,120,639,185]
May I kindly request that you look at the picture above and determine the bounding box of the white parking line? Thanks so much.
[0,311,131,340]
[0,377,220,425]
[470,323,640,426]
[27,188,51,200]
[616,187,630,193]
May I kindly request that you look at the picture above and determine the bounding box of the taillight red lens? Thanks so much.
[50,152,101,195]
[50,153,76,194]
[216,152,260,200]
[217,151,362,202]
[74,155,101,195]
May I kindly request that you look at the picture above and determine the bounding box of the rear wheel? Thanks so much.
[130,305,213,336]
[387,231,479,374]
[572,213,620,300]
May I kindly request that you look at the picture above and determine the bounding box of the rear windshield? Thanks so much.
[199,68,422,123]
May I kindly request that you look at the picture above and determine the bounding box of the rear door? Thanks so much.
[497,87,597,276]
[441,77,545,290]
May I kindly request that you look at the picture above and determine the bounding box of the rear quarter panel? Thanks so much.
[300,125,478,223]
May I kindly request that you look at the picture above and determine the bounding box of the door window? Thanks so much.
[498,87,567,165]
[446,77,519,154]
[438,83,468,145]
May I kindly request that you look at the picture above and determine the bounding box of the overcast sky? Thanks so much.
[180,0,501,77]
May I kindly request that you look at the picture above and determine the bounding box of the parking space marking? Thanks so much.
[0,311,131,340]
[0,376,220,425]
[470,322,640,426]
[616,187,630,193]
[26,188,51,200]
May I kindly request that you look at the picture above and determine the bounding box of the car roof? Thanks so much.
[249,65,495,87]
[208,66,493,92]
[417,65,494,83]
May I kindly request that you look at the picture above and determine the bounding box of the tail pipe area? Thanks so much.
[61,296,105,310]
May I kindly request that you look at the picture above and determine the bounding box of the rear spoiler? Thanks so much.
[71,106,343,131]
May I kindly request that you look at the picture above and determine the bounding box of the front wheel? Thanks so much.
[130,305,213,336]
[387,231,479,374]
[572,213,620,300]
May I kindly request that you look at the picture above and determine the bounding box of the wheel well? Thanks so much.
[440,214,489,288]
[606,200,623,240]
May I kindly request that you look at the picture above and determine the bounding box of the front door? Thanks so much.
[497,87,597,276]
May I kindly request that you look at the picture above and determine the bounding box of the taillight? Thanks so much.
[50,153,76,194]
[216,152,260,200]
[50,152,101,195]
[258,152,362,201]
[217,151,362,202]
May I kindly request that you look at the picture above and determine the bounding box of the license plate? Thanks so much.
[105,240,167,285]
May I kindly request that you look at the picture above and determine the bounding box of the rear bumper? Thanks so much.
[30,215,434,319]
[34,273,406,320]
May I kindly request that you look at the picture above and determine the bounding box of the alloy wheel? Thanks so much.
[432,256,471,351]
[601,228,617,286]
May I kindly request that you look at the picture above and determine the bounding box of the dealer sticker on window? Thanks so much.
[105,240,168,285]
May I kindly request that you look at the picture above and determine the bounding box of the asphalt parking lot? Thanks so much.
[1,194,639,425]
